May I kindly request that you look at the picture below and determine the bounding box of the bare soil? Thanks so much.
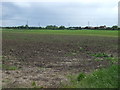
[2,33,118,88]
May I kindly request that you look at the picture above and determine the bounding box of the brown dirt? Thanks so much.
[2,33,118,88]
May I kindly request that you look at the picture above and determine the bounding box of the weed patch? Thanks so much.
[77,73,86,81]
[2,65,18,70]
[91,53,109,58]
[64,64,118,88]
[31,81,44,88]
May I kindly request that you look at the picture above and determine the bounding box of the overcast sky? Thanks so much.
[1,0,119,27]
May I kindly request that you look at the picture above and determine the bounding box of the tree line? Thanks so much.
[1,25,120,30]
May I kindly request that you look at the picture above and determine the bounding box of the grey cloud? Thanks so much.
[2,1,118,27]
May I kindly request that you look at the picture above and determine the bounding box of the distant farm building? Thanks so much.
[99,25,107,29]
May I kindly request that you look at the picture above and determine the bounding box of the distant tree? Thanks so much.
[38,27,42,29]
[75,27,82,30]
[59,26,65,30]
[53,25,58,30]
[84,26,90,29]
[17,25,24,29]
[46,25,58,30]
[25,24,29,29]
[106,27,112,30]
[94,27,99,29]
[112,26,118,30]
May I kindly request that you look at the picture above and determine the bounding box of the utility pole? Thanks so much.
[97,24,98,27]
[38,22,40,27]
[88,21,90,27]
[27,20,28,25]
[26,20,29,29]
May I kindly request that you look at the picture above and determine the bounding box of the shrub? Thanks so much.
[77,72,85,81]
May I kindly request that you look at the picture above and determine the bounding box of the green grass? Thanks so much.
[2,64,18,70]
[2,29,119,37]
[91,53,109,58]
[64,64,119,88]
[31,81,44,88]
[91,53,118,64]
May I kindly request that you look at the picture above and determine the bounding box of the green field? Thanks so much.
[2,29,119,37]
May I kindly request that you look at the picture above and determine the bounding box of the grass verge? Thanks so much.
[64,64,119,88]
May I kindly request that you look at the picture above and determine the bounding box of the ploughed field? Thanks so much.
[2,30,118,88]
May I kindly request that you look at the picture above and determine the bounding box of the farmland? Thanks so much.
[2,29,119,88]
